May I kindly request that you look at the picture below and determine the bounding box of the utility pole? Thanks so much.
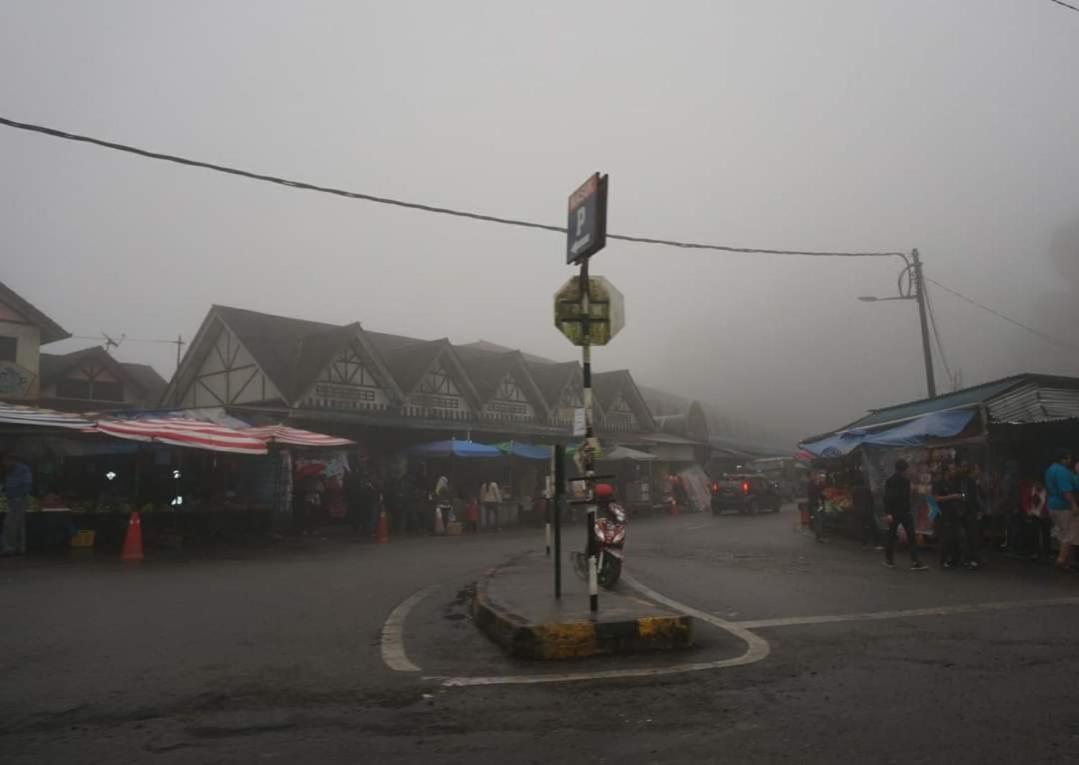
[911,248,937,399]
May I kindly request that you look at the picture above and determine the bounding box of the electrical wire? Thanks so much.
[8,114,1069,353]
[0,115,904,260]
[1048,0,1079,14]
[925,277,1079,351]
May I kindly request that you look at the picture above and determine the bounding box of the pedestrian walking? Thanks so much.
[480,479,502,531]
[883,459,927,571]
[934,461,966,569]
[1,453,31,557]
[1045,449,1078,571]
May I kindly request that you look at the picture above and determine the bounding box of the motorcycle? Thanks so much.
[573,496,627,589]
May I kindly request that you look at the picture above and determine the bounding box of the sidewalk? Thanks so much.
[472,551,694,659]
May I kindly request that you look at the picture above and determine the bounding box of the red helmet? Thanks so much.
[595,483,615,501]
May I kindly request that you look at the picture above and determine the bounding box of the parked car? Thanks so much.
[710,473,783,514]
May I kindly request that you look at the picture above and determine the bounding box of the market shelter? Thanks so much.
[799,373,1079,539]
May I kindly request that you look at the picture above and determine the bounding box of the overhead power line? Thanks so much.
[925,277,1078,351]
[0,115,903,260]
[1048,0,1079,14]
[4,114,1067,353]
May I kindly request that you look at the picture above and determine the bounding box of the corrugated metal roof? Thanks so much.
[837,374,1079,433]
[846,376,1028,428]
[987,383,1079,424]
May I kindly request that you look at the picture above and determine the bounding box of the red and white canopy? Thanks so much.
[93,418,269,455]
[0,402,95,430]
[243,425,354,448]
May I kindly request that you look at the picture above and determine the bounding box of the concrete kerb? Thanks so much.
[471,567,694,660]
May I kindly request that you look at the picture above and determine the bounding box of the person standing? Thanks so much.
[480,479,502,531]
[934,461,966,569]
[1045,449,1078,571]
[2,453,32,556]
[883,460,928,570]
[960,463,984,569]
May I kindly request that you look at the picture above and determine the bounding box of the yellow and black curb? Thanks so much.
[471,574,694,660]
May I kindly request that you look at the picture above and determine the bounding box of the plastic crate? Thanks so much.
[70,529,96,548]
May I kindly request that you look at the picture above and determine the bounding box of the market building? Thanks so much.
[38,346,168,412]
[159,304,724,513]
[0,280,71,400]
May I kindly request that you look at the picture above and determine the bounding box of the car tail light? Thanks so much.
[742,481,750,495]
[711,481,719,494]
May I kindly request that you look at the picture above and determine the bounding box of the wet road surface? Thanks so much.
[3,509,1079,763]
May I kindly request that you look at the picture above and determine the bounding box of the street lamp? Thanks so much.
[857,248,937,399]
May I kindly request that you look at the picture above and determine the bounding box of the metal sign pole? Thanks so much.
[554,444,565,599]
[579,259,599,614]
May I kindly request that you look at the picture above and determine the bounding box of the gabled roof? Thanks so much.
[0,281,70,344]
[118,362,168,404]
[39,346,167,402]
[527,360,581,407]
[593,369,657,431]
[458,340,562,367]
[454,346,548,417]
[213,305,342,403]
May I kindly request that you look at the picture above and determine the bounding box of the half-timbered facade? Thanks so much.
[297,338,396,413]
[163,306,670,449]
[173,314,285,408]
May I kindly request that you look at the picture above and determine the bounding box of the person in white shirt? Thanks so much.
[480,480,502,530]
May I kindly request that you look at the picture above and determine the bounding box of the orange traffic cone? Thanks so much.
[376,507,389,544]
[122,512,144,561]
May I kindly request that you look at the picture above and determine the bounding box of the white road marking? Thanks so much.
[685,523,711,531]
[380,586,436,672]
[735,596,1079,630]
[433,571,770,687]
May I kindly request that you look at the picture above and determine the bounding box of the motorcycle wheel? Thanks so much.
[598,554,622,589]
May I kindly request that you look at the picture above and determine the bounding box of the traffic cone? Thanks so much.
[122,512,144,561]
[376,507,389,544]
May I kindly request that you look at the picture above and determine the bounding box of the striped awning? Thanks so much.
[0,402,95,430]
[244,425,353,448]
[93,417,268,455]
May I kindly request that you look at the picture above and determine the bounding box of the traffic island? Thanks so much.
[472,553,693,660]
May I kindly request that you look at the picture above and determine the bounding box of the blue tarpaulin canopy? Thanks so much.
[495,442,553,460]
[801,408,977,457]
[407,439,503,458]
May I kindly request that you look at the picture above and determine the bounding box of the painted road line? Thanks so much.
[622,572,771,667]
[434,572,771,687]
[685,523,711,531]
[735,596,1079,630]
[380,586,436,672]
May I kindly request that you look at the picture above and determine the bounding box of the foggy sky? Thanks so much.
[3,1,1078,446]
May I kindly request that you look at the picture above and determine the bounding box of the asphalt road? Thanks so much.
[3,509,1079,764]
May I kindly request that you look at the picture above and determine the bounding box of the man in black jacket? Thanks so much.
[884,459,928,570]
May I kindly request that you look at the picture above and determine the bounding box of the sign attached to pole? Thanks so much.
[553,275,625,346]
[572,407,586,437]
[566,172,609,264]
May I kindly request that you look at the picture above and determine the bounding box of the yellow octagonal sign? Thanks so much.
[553,275,625,346]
